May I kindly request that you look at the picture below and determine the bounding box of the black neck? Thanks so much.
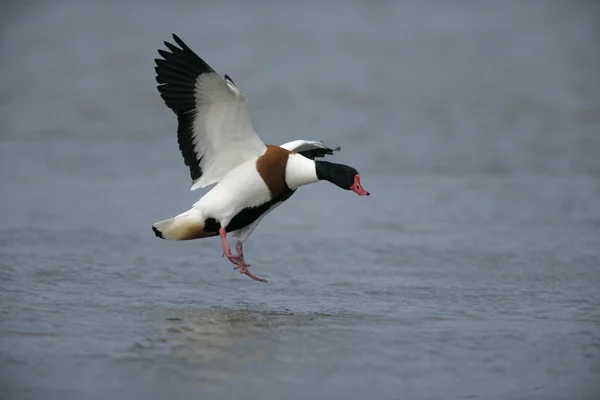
[315,161,334,182]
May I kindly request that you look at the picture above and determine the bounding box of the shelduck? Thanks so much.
[152,34,369,283]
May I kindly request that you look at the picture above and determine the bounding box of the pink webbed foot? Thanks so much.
[219,228,267,283]
[223,253,246,266]
[235,264,268,283]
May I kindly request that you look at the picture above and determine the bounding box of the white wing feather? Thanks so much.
[280,140,332,153]
[279,140,341,160]
[190,74,266,190]
[155,34,266,191]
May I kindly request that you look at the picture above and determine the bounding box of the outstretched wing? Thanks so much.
[155,34,267,190]
[279,140,341,160]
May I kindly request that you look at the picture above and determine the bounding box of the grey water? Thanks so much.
[1,1,599,399]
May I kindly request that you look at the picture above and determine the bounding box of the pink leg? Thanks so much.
[220,227,239,262]
[236,241,245,262]
[231,240,247,267]
[219,228,267,283]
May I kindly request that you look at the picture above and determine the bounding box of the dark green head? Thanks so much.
[315,161,370,196]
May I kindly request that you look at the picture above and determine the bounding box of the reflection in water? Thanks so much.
[129,307,318,389]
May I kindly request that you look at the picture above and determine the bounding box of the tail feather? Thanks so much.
[152,211,216,240]
[152,225,165,239]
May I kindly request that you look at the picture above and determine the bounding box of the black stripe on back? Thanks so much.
[155,34,215,182]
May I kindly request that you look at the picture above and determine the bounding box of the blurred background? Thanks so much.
[1,1,599,400]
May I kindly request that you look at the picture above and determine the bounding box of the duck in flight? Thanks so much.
[152,34,370,283]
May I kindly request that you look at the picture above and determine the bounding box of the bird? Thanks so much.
[151,34,370,283]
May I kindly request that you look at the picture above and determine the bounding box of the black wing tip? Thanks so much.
[319,145,341,155]
[297,144,341,160]
[156,34,188,61]
[172,33,186,47]
[320,142,340,153]
[156,50,170,59]
[154,33,208,185]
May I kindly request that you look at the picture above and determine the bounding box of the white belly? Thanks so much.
[192,159,271,227]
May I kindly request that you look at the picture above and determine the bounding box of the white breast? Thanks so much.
[193,157,271,227]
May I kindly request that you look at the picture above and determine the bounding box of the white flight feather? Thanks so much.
[190,73,266,190]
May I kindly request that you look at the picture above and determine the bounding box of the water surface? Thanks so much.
[1,1,599,399]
